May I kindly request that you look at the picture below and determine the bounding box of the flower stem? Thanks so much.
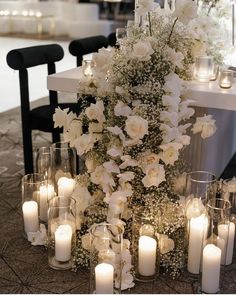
[168,17,178,44]
[148,12,152,36]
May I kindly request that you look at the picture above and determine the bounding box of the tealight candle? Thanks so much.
[22,201,39,233]
[39,184,55,222]
[82,60,95,77]
[187,214,208,274]
[202,244,221,294]
[138,235,157,276]
[55,224,72,262]
[219,70,234,89]
[194,56,213,82]
[218,222,235,265]
[95,262,114,294]
[57,177,75,197]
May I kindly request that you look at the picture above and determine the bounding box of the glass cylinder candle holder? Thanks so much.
[132,206,160,282]
[48,196,76,270]
[199,199,231,294]
[89,223,123,294]
[50,142,76,198]
[185,171,217,275]
[22,173,46,235]
[194,56,213,82]
[82,60,95,77]
[210,63,219,81]
[115,27,127,46]
[219,70,234,89]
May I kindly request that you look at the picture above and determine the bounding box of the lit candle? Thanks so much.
[58,177,75,197]
[22,201,39,233]
[219,70,234,89]
[202,244,221,294]
[138,235,157,276]
[218,222,235,265]
[220,77,231,88]
[195,56,213,82]
[39,184,55,222]
[95,262,114,294]
[55,224,72,262]
[82,60,94,77]
[187,214,207,274]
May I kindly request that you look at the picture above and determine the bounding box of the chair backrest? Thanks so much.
[68,35,108,67]
[107,32,116,47]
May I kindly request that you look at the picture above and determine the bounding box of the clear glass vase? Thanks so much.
[21,173,46,235]
[132,206,160,282]
[89,223,123,294]
[48,196,76,270]
[185,171,217,275]
[50,142,76,197]
[199,199,231,294]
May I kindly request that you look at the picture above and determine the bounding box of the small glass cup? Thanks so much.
[48,196,76,270]
[115,27,127,46]
[82,60,95,77]
[210,63,219,81]
[219,69,234,89]
[199,199,231,294]
[22,173,46,235]
[132,206,160,282]
[194,56,213,82]
[89,223,123,294]
[50,142,76,198]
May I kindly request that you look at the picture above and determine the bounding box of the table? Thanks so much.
[47,68,236,177]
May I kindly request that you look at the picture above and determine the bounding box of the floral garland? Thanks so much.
[53,0,220,289]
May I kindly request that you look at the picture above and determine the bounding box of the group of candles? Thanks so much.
[22,175,75,264]
[195,56,234,89]
[0,9,43,17]
[187,199,235,293]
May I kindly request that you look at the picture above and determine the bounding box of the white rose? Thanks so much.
[53,107,76,131]
[158,234,175,254]
[138,150,160,173]
[132,40,154,62]
[173,0,197,25]
[114,101,132,117]
[85,100,105,123]
[142,163,165,187]
[125,115,148,140]
[92,47,113,73]
[160,142,183,165]
[63,119,82,147]
[192,115,216,139]
[74,134,95,156]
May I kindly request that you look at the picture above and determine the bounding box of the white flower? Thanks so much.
[136,0,157,16]
[81,233,91,251]
[85,100,105,123]
[103,160,120,174]
[107,126,126,141]
[119,155,138,169]
[109,193,127,215]
[160,142,183,165]
[88,122,103,134]
[142,163,165,187]
[114,101,132,117]
[74,134,95,156]
[118,171,135,183]
[160,110,178,127]
[162,94,180,112]
[27,224,47,246]
[178,100,195,121]
[53,107,76,131]
[125,115,148,140]
[166,46,184,69]
[160,124,182,143]
[157,234,175,254]
[176,135,190,146]
[163,72,183,97]
[85,157,98,173]
[132,40,154,62]
[192,115,216,139]
[173,0,197,25]
[138,150,160,173]
[92,47,113,74]
[107,146,123,158]
[185,198,206,219]
[91,165,115,193]
[63,120,82,147]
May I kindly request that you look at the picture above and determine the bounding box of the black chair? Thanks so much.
[7,44,78,174]
[107,32,116,47]
[68,35,109,67]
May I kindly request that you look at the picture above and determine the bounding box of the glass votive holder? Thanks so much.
[82,59,95,77]
[50,142,76,197]
[219,69,234,89]
[210,63,219,81]
[194,56,213,82]
[22,173,46,235]
[132,206,159,282]
[48,196,76,270]
[89,223,123,294]
[115,27,127,46]
[199,199,231,294]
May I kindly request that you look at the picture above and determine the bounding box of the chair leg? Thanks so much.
[22,128,34,174]
[52,129,61,143]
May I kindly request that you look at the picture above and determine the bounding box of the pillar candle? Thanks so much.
[22,201,39,233]
[202,244,221,294]
[138,235,157,276]
[218,222,235,265]
[57,177,75,197]
[95,262,114,294]
[55,224,72,262]
[187,214,207,274]
[39,184,55,222]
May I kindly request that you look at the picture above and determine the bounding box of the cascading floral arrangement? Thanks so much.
[53,0,220,289]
